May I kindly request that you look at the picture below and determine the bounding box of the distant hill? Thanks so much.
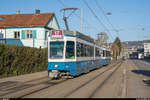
[121,39,150,48]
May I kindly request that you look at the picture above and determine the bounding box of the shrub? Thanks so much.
[0,43,48,78]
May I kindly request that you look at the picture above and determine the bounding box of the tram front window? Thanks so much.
[66,41,75,59]
[50,41,64,59]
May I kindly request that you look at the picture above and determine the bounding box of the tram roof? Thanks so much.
[62,30,110,51]
[63,30,95,44]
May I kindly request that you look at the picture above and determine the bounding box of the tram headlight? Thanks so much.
[54,64,58,68]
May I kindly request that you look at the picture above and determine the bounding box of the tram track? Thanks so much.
[89,62,122,98]
[16,60,120,98]
[0,76,48,90]
[17,60,120,98]
[0,77,68,98]
[0,76,51,97]
[63,60,122,98]
[0,60,121,98]
[18,79,67,98]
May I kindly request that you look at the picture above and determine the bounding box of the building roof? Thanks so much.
[0,13,54,28]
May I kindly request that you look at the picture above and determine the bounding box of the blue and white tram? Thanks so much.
[48,30,111,78]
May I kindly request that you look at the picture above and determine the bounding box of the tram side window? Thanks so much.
[106,51,110,57]
[76,42,94,57]
[103,50,109,57]
[106,51,108,57]
[95,48,101,57]
[66,41,75,59]
[76,42,85,57]
[103,50,105,57]
[109,51,111,57]
[95,48,98,57]
[81,43,84,57]
[99,49,101,57]
[86,45,90,57]
[90,46,94,57]
[109,51,110,56]
[100,50,103,57]
[99,50,102,57]
[77,42,81,57]
[105,50,107,57]
[96,48,101,57]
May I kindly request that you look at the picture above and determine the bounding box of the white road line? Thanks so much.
[121,66,126,98]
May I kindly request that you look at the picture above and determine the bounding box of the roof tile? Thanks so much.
[0,13,54,28]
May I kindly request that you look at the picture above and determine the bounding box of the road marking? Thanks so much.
[121,67,126,98]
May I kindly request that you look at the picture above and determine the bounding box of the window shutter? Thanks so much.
[45,31,48,40]
[21,30,25,39]
[33,30,37,39]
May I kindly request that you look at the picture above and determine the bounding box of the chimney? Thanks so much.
[16,10,20,14]
[35,9,40,14]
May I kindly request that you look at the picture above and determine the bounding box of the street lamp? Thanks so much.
[106,12,112,15]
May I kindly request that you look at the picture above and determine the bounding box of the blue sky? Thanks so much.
[0,0,150,42]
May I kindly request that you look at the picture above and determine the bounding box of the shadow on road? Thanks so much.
[132,69,150,86]
[132,70,150,77]
[143,80,150,86]
[143,59,150,64]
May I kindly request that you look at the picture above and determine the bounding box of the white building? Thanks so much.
[0,10,60,48]
[144,42,150,57]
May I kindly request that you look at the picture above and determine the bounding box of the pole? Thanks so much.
[63,17,69,30]
[80,8,83,33]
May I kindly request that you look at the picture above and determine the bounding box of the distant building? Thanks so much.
[144,41,150,57]
[121,43,138,59]
[125,46,137,54]
[0,10,60,48]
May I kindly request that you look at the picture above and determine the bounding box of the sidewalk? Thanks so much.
[0,71,48,83]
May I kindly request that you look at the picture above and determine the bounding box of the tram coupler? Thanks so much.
[49,70,60,79]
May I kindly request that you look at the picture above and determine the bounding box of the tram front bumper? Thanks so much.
[48,62,77,76]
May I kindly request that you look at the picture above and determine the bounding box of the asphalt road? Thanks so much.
[0,59,150,98]
[125,59,150,98]
[132,59,150,86]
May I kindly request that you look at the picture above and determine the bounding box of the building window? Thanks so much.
[25,30,33,39]
[14,31,20,39]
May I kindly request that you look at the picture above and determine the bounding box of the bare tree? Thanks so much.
[97,32,109,45]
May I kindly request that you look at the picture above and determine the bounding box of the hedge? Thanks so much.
[0,43,48,78]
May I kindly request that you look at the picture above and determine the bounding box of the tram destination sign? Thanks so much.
[51,30,63,39]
